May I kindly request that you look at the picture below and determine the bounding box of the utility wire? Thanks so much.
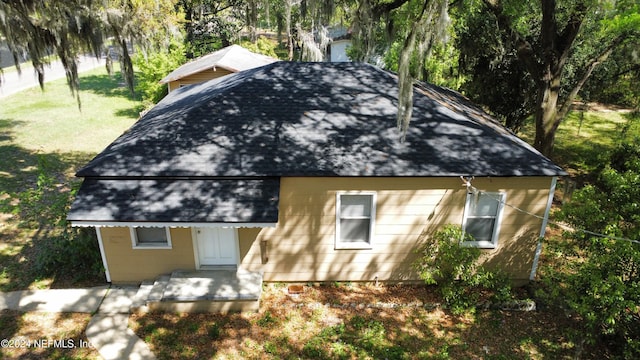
[460,177,640,245]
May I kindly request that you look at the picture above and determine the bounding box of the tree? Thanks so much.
[0,0,182,103]
[581,42,640,109]
[103,0,183,95]
[351,0,450,137]
[179,0,245,58]
[0,0,104,103]
[546,140,640,357]
[470,0,640,156]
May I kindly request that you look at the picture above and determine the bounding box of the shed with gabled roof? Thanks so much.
[159,44,279,92]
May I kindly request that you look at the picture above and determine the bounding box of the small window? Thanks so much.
[462,192,506,248]
[336,193,376,249]
[131,227,172,249]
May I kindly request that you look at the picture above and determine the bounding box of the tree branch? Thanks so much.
[371,0,412,17]
[557,35,627,123]
[555,1,588,72]
[483,0,542,82]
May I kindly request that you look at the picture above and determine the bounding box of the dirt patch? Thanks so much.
[571,101,634,113]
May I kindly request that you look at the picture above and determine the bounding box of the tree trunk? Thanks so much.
[285,0,293,60]
[534,76,562,157]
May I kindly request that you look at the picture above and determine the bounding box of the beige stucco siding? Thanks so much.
[99,227,196,283]
[167,68,234,92]
[238,176,554,283]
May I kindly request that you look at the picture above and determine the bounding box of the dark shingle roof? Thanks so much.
[78,62,565,178]
[68,178,279,223]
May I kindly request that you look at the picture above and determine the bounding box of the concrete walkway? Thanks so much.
[0,286,156,360]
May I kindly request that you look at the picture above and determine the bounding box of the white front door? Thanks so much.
[195,227,238,266]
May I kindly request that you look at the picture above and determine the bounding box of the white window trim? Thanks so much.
[461,191,506,249]
[335,191,376,250]
[130,227,173,249]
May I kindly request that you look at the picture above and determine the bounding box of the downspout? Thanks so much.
[95,227,112,283]
[529,176,558,281]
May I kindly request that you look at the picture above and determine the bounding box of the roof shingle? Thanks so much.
[79,62,565,178]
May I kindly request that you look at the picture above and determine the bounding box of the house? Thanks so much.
[68,62,566,287]
[326,26,352,62]
[159,44,279,92]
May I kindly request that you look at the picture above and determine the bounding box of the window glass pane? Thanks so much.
[340,219,370,243]
[471,194,500,216]
[340,195,372,217]
[136,227,167,244]
[465,218,495,242]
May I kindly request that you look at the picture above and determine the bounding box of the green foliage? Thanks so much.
[207,323,221,339]
[240,36,281,58]
[454,0,536,131]
[133,41,186,105]
[302,337,329,359]
[35,228,104,282]
[12,155,71,229]
[262,341,277,354]
[8,155,104,282]
[456,0,640,149]
[413,225,513,314]
[0,0,183,103]
[182,1,244,59]
[547,139,640,356]
[256,310,278,328]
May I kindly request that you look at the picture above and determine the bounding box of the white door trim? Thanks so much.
[192,227,240,269]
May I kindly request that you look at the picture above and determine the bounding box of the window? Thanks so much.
[130,227,172,249]
[336,192,376,249]
[462,192,506,248]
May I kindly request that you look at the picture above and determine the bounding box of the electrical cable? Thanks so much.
[459,176,640,245]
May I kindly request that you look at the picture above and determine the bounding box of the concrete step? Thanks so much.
[147,275,170,302]
[130,280,154,311]
[145,270,263,313]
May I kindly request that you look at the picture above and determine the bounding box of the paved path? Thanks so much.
[0,285,156,360]
[0,55,105,98]
[0,287,108,312]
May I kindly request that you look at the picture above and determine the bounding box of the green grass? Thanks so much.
[519,106,640,179]
[2,67,142,153]
[0,65,141,291]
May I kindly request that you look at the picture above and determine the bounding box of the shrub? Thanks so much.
[240,36,280,58]
[548,139,640,357]
[35,227,103,282]
[413,225,512,313]
[133,40,186,105]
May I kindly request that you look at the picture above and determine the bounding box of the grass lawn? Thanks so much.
[130,283,610,359]
[0,65,141,291]
[519,103,639,180]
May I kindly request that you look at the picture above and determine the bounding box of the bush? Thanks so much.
[548,139,640,357]
[413,225,513,314]
[240,36,280,59]
[35,227,103,282]
[133,40,186,105]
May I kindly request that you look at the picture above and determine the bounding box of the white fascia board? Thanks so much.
[70,221,277,228]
